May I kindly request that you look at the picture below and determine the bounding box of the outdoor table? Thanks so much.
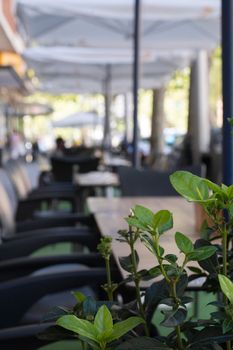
[87,197,199,287]
[103,155,131,171]
[74,171,120,208]
[75,171,119,188]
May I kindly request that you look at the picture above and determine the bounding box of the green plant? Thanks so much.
[56,305,143,350]
[49,170,233,349]
[97,237,118,301]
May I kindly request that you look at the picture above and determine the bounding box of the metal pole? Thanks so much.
[124,93,129,144]
[103,64,111,150]
[132,0,141,168]
[222,1,233,185]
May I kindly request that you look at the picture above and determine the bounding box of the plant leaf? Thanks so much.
[153,210,173,234]
[202,178,222,194]
[222,319,233,334]
[94,305,113,337]
[187,246,217,261]
[56,315,98,341]
[119,251,139,273]
[164,254,178,263]
[170,171,213,203]
[161,307,187,327]
[72,291,86,304]
[125,217,147,231]
[218,274,233,305]
[107,317,144,342]
[133,205,154,227]
[175,231,193,254]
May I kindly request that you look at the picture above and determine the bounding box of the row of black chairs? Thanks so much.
[0,159,122,349]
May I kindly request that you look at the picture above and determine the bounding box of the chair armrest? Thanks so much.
[0,323,54,350]
[0,253,105,281]
[16,213,95,232]
[16,194,76,221]
[0,227,99,260]
[0,268,107,328]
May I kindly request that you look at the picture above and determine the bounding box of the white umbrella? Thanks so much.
[16,0,220,50]
[23,47,193,93]
[17,0,219,20]
[52,111,103,128]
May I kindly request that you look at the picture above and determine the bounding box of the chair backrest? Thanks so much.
[0,169,18,214]
[50,156,74,182]
[77,156,100,174]
[0,181,16,237]
[51,156,100,181]
[4,160,29,199]
[118,164,204,197]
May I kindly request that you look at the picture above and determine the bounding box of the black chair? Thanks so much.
[0,267,108,329]
[118,164,204,196]
[3,160,78,217]
[51,155,100,182]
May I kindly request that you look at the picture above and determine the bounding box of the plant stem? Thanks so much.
[154,236,170,283]
[222,227,228,277]
[129,235,150,336]
[222,226,231,350]
[171,282,184,350]
[81,340,87,350]
[105,257,113,301]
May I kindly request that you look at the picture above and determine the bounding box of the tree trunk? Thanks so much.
[149,87,165,169]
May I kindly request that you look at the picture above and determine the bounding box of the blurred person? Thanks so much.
[9,129,26,159]
[54,136,66,157]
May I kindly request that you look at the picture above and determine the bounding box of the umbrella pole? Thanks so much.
[124,93,129,145]
[103,64,111,150]
[222,0,233,185]
[132,0,141,168]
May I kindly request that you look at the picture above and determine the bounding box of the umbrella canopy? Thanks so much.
[52,111,103,128]
[16,0,220,50]
[23,47,193,94]
[17,0,219,20]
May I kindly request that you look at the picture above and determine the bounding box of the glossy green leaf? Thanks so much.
[161,307,187,327]
[107,317,144,342]
[188,266,203,274]
[125,217,147,231]
[175,231,193,254]
[141,234,157,255]
[56,315,98,341]
[94,305,113,336]
[170,171,213,203]
[72,291,86,304]
[147,266,162,278]
[194,239,219,274]
[187,246,217,261]
[164,254,178,263]
[153,210,173,234]
[227,185,233,198]
[203,178,222,194]
[222,319,233,334]
[133,205,154,227]
[228,203,233,219]
[218,274,233,305]
[119,251,139,272]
